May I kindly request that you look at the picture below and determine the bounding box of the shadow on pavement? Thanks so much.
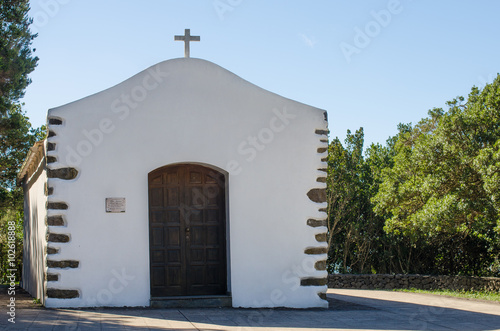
[2,286,500,330]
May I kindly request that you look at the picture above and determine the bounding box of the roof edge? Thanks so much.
[17,140,46,186]
[47,58,327,114]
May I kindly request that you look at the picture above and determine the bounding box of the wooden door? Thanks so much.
[149,164,227,297]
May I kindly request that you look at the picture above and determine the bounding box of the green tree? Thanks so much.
[0,104,44,283]
[373,75,500,276]
[0,0,38,115]
[0,0,40,283]
[0,104,45,206]
[327,126,435,275]
[364,135,418,274]
[327,128,386,273]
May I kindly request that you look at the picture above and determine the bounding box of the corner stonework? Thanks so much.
[301,123,329,304]
[45,117,80,300]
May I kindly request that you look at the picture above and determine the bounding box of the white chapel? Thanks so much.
[19,30,330,308]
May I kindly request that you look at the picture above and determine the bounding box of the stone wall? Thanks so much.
[328,274,500,292]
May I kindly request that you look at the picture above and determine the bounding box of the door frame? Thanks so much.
[147,162,231,298]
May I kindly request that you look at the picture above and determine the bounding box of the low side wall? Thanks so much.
[328,274,500,292]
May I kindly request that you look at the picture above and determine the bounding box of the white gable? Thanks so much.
[22,58,329,308]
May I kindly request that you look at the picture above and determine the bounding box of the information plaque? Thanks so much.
[105,198,126,213]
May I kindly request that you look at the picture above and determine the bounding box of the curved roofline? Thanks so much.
[48,57,325,114]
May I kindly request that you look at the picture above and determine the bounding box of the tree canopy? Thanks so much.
[328,75,500,276]
[0,0,40,283]
[0,0,38,115]
[0,103,45,208]
[374,76,500,242]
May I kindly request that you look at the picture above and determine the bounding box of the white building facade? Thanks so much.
[19,58,329,308]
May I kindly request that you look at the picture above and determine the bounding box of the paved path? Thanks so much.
[1,287,499,330]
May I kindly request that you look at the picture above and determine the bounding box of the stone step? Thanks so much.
[151,295,232,308]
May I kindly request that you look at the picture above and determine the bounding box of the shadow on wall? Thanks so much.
[21,162,47,303]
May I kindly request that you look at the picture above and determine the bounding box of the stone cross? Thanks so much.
[174,29,200,58]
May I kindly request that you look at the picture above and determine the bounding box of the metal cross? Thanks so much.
[174,29,200,58]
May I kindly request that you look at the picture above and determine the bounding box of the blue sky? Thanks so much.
[23,0,500,148]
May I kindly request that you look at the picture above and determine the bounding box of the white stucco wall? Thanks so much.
[21,151,48,303]
[44,58,328,308]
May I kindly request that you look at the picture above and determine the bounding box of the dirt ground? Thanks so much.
[0,285,43,310]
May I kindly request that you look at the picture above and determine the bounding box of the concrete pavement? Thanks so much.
[1,287,500,330]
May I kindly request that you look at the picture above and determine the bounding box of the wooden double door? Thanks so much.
[149,164,227,297]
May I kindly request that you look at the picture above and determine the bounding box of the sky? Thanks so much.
[22,0,500,149]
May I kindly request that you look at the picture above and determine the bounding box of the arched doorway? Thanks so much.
[148,164,227,297]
